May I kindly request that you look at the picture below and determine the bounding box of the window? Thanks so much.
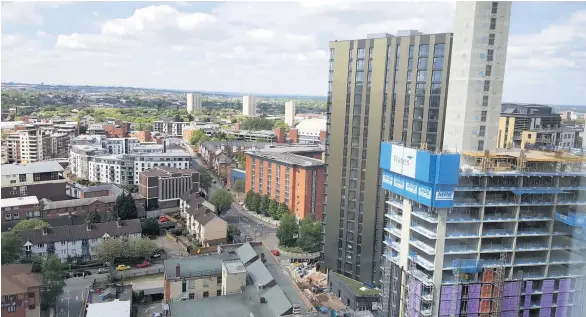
[217,276,222,284]
[19,174,26,182]
[432,57,443,69]
[188,293,195,299]
[182,281,187,292]
[487,49,494,61]
[483,95,489,107]
[479,126,486,137]
[434,43,445,57]
[203,291,209,298]
[429,95,441,108]
[408,58,413,70]
[407,70,412,82]
[419,44,429,57]
[477,140,485,151]
[29,304,36,310]
[29,292,35,299]
[490,17,496,30]
[357,48,365,59]
[8,305,16,312]
[486,65,492,76]
[481,111,488,122]
[408,45,414,58]
[484,80,491,92]
[356,60,364,71]
[488,34,495,46]
[432,70,443,82]
[368,47,373,59]
[414,96,425,107]
[330,48,335,59]
[416,70,427,82]
[5,214,11,220]
[415,83,426,95]
[349,49,353,59]
[217,290,222,296]
[356,71,364,82]
[492,1,498,14]
[431,83,441,95]
[417,57,428,69]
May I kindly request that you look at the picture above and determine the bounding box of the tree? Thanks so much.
[210,189,233,215]
[273,120,291,133]
[232,179,245,193]
[189,129,206,145]
[277,203,289,219]
[251,193,262,214]
[244,190,255,210]
[227,224,241,243]
[198,168,213,192]
[127,237,157,260]
[12,219,50,235]
[41,255,65,310]
[85,210,101,224]
[240,117,275,130]
[93,237,156,263]
[259,195,270,216]
[276,213,298,247]
[115,193,137,220]
[297,219,322,253]
[141,218,160,237]
[1,232,21,264]
[173,114,182,122]
[268,199,279,219]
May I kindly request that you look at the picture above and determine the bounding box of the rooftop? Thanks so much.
[43,193,144,210]
[1,264,42,296]
[247,151,324,167]
[1,161,64,175]
[140,166,198,177]
[1,196,39,208]
[86,300,131,317]
[331,272,379,297]
[462,148,586,163]
[20,219,142,244]
[223,260,247,275]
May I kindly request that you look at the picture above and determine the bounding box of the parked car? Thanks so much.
[97,268,109,274]
[271,250,280,256]
[116,265,131,271]
[72,270,92,277]
[61,272,71,279]
[136,260,152,268]
[152,252,161,259]
[159,216,170,222]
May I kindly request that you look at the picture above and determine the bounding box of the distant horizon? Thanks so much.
[4,81,586,109]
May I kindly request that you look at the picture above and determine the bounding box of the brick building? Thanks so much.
[103,120,130,138]
[42,193,145,219]
[1,161,67,201]
[1,264,42,317]
[138,166,199,209]
[244,147,325,220]
[1,196,41,224]
[130,130,153,143]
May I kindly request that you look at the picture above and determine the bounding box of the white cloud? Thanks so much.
[1,2,69,25]
[1,2,585,104]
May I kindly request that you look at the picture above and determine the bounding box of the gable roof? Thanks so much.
[19,219,141,245]
[235,242,258,265]
[262,286,293,317]
[43,193,143,210]
[1,264,42,296]
[246,259,274,287]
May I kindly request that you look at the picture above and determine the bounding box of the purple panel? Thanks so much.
[439,285,461,316]
[543,280,555,293]
[559,279,571,289]
[556,306,568,317]
[503,281,521,296]
[469,284,481,299]
[556,292,570,306]
[539,308,551,317]
[503,296,518,311]
[540,293,554,308]
[523,311,529,317]
[503,312,518,317]
[525,281,533,309]
[467,299,479,313]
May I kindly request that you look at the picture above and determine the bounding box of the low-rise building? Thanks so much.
[86,299,131,317]
[164,242,310,317]
[20,219,142,262]
[153,121,188,136]
[245,147,325,220]
[42,193,145,219]
[182,197,228,246]
[103,120,131,138]
[1,263,42,317]
[1,161,67,201]
[66,182,124,199]
[327,271,379,312]
[1,196,41,224]
[520,126,583,150]
[138,166,199,210]
[289,118,327,145]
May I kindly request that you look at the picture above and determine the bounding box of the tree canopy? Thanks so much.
[12,219,51,235]
[141,218,160,237]
[231,179,245,193]
[115,192,137,220]
[240,117,275,130]
[86,210,101,224]
[1,232,21,264]
[198,168,213,192]
[210,189,233,215]
[244,191,262,214]
[297,219,322,253]
[273,120,291,133]
[92,237,157,263]
[276,213,299,248]
[227,224,240,243]
[41,255,65,310]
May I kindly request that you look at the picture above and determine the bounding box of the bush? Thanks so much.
[171,228,183,236]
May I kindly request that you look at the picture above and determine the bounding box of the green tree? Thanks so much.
[198,168,213,192]
[240,117,275,130]
[276,213,299,247]
[273,120,291,133]
[259,195,270,216]
[297,219,322,252]
[1,232,21,264]
[189,129,206,145]
[268,200,279,219]
[41,255,65,310]
[277,203,289,219]
[85,210,101,224]
[12,219,51,235]
[115,193,137,220]
[127,237,157,260]
[244,190,254,209]
[232,179,245,193]
[141,218,160,237]
[227,224,241,243]
[210,189,233,215]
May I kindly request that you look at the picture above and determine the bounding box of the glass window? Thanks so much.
[369,47,373,59]
[395,57,400,69]
[484,80,490,92]
[434,43,445,57]
[329,60,334,71]
[481,110,487,122]
[418,57,428,69]
[419,44,429,57]
[489,34,495,46]
[349,49,353,59]
[433,57,444,69]
[431,70,442,82]
[431,83,441,94]
[479,126,486,137]
[407,70,413,82]
[367,71,372,82]
[408,45,414,58]
[408,58,413,70]
[416,70,427,82]
[477,140,485,151]
[486,65,492,76]
[328,70,333,82]
[356,60,364,71]
[414,96,425,107]
[429,95,441,108]
[357,48,365,59]
[415,83,426,95]
[396,44,401,57]
[490,17,496,30]
[330,48,335,59]
[356,71,364,82]
[487,49,494,61]
[482,95,489,107]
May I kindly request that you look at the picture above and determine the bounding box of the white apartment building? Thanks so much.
[443,1,512,153]
[20,220,141,263]
[186,93,202,113]
[101,137,140,154]
[153,121,188,136]
[242,96,257,116]
[285,101,296,127]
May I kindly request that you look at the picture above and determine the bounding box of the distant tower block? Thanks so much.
[242,96,257,116]
[186,93,202,114]
[285,101,296,127]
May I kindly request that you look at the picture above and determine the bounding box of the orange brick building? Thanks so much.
[245,149,325,220]
[130,130,153,143]
[103,120,130,138]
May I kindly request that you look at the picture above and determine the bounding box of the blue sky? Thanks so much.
[2,1,586,105]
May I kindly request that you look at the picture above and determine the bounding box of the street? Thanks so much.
[57,288,88,317]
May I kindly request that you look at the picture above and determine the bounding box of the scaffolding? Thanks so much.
[403,252,434,317]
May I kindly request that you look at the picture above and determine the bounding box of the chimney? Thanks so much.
[42,228,48,235]
[175,263,181,278]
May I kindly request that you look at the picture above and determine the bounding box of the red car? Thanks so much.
[136,260,152,268]
[271,250,280,256]
[159,216,170,222]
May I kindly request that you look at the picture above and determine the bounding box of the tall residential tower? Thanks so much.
[243,96,257,116]
[323,31,453,283]
[443,1,511,153]
[285,101,296,127]
[186,93,202,113]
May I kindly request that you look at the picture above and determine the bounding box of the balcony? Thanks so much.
[410,269,434,286]
[518,213,551,221]
[409,238,436,255]
[514,257,547,266]
[484,199,517,206]
[445,229,479,239]
[444,244,477,254]
[549,255,586,265]
[446,213,480,223]
[483,213,516,222]
[516,242,549,251]
[412,255,435,271]
[411,223,437,239]
[383,239,401,251]
[453,199,482,207]
[386,200,403,210]
[385,212,402,223]
[411,208,438,223]
[384,226,402,238]
[383,251,400,263]
[480,243,513,253]
[517,228,550,236]
[482,229,515,237]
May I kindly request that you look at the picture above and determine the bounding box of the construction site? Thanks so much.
[378,146,586,317]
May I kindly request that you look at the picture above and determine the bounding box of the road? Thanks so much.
[57,288,88,317]
[63,264,165,292]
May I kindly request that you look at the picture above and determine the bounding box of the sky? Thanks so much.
[1,1,586,105]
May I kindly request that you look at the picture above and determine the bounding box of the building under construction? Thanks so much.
[378,142,586,317]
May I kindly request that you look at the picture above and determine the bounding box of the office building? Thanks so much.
[378,142,586,317]
[187,93,202,114]
[285,101,296,127]
[443,2,512,153]
[498,103,563,148]
[242,96,257,116]
[245,146,325,220]
[323,30,453,283]
[289,118,327,144]
[1,161,67,201]
[1,264,42,317]
[138,166,199,209]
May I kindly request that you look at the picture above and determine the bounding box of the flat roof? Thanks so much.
[331,272,379,296]
[223,260,247,274]
[1,196,39,208]
[1,161,64,175]
[86,300,131,317]
[462,148,586,162]
[247,152,324,167]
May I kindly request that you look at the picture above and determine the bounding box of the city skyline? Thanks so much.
[2,1,586,105]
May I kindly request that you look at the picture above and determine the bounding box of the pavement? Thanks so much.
[57,288,88,317]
